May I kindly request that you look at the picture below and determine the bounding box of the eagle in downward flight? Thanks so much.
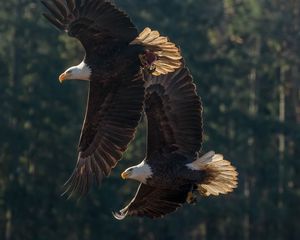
[114,67,238,219]
[41,0,182,196]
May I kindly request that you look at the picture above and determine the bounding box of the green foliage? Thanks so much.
[0,0,299,239]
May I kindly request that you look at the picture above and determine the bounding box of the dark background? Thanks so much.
[0,0,299,239]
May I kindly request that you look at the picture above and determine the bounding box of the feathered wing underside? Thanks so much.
[42,0,138,48]
[64,72,145,196]
[113,184,190,220]
[144,67,203,158]
[131,28,182,76]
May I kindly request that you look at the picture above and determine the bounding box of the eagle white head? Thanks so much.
[121,161,153,184]
[59,61,92,83]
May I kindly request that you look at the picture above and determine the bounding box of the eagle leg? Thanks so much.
[139,51,157,73]
[186,186,198,205]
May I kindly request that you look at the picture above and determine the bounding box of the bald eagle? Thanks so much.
[41,0,182,196]
[113,67,238,219]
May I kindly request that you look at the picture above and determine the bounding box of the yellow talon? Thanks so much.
[186,192,195,204]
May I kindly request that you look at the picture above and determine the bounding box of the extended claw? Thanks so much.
[139,51,157,73]
[186,191,197,205]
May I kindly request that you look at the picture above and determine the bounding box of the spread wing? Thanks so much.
[41,0,138,49]
[113,184,190,219]
[42,0,144,196]
[144,67,203,158]
[64,67,144,196]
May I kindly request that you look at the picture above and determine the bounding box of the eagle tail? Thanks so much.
[131,27,182,76]
[188,151,238,196]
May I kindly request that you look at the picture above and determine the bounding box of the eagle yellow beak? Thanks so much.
[121,171,130,180]
[59,72,68,83]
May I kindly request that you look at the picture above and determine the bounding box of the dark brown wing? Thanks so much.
[42,0,138,48]
[144,67,203,158]
[64,69,144,196]
[113,184,190,219]
[42,0,144,196]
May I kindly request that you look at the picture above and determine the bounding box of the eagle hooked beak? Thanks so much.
[59,72,70,83]
[121,170,131,180]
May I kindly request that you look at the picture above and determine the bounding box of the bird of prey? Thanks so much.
[114,67,238,219]
[41,0,182,196]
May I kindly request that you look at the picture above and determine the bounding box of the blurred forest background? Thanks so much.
[0,0,299,239]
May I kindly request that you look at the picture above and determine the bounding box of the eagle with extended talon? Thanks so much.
[41,0,182,196]
[114,67,238,219]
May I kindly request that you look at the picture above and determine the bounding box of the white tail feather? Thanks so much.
[130,27,182,76]
[186,151,238,197]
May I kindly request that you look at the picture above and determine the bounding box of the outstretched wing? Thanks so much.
[64,63,144,196]
[42,0,144,196]
[113,184,190,219]
[144,67,203,158]
[42,0,138,49]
